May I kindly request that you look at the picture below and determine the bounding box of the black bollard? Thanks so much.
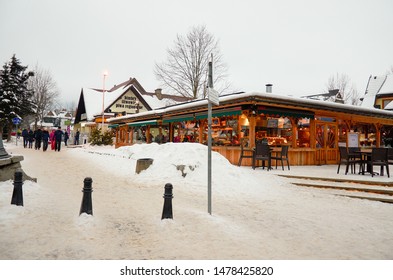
[161,183,173,219]
[11,169,24,206]
[79,177,93,215]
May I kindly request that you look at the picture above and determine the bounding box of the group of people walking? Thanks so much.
[21,127,70,152]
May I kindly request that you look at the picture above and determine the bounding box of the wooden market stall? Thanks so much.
[108,92,393,166]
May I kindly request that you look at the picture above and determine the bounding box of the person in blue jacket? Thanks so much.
[22,128,28,148]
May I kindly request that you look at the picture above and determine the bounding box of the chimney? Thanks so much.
[265,84,273,93]
[155,88,163,100]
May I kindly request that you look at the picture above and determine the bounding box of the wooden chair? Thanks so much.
[337,146,362,175]
[367,148,390,177]
[252,142,271,170]
[348,147,362,160]
[270,145,290,170]
[237,138,253,166]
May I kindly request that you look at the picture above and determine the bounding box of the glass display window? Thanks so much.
[255,116,292,146]
[297,118,310,148]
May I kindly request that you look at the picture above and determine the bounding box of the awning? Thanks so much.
[195,107,243,120]
[108,124,119,128]
[258,106,314,119]
[127,120,158,127]
[162,114,195,123]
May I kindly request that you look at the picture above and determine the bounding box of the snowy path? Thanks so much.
[1,142,393,260]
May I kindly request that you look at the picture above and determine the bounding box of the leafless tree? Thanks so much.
[28,65,60,129]
[326,73,361,105]
[155,25,230,99]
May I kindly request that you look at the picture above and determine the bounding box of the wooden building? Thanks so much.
[107,90,393,166]
[73,77,189,138]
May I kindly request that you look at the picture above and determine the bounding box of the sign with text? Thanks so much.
[208,88,219,106]
[348,132,359,147]
[109,90,143,114]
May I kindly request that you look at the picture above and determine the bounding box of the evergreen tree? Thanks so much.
[0,55,35,141]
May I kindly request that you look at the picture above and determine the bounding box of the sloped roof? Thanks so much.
[77,77,190,122]
[360,74,393,108]
[379,74,393,95]
[109,91,393,125]
[81,85,128,121]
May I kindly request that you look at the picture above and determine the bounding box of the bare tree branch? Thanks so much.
[28,64,60,129]
[326,73,360,105]
[155,25,229,99]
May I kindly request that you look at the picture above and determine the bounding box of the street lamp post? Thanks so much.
[102,71,108,130]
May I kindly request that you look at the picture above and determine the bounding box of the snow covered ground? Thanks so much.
[1,139,393,260]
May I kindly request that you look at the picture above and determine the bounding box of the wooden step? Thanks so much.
[291,182,393,196]
[279,174,393,187]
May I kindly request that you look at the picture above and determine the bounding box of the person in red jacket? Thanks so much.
[50,129,56,150]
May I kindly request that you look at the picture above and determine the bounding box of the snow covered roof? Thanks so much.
[360,74,393,108]
[82,86,126,120]
[108,91,393,124]
[76,77,190,123]
[379,74,393,95]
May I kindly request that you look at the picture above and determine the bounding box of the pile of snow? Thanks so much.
[1,140,393,261]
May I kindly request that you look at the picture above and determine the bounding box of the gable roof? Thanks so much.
[379,74,393,95]
[74,77,191,123]
[360,74,393,108]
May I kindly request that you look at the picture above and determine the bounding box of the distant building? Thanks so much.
[31,109,73,130]
[360,74,393,110]
[73,77,190,136]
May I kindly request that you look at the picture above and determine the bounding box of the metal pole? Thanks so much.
[11,169,23,206]
[161,183,174,219]
[80,177,93,215]
[207,56,213,215]
[102,73,106,130]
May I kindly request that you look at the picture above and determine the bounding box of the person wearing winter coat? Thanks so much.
[50,129,56,150]
[22,128,28,148]
[42,129,50,151]
[34,128,43,150]
[54,127,64,152]
[74,130,80,145]
[64,131,69,146]
[27,129,34,149]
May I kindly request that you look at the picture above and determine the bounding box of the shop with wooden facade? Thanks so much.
[108,92,393,166]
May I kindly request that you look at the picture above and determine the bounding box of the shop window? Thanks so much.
[297,118,310,147]
[255,116,292,146]
[133,125,170,144]
[353,124,376,147]
[211,117,240,146]
[173,121,199,143]
[133,126,147,143]
[150,126,169,143]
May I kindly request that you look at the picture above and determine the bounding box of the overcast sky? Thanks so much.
[1,0,393,105]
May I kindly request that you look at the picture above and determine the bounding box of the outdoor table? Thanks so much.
[355,149,376,175]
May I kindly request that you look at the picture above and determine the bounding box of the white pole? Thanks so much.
[102,72,107,130]
[207,55,213,215]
